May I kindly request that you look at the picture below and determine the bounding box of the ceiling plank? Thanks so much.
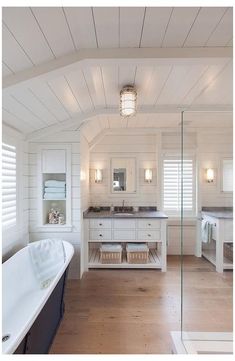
[31,7,75,58]
[120,7,145,47]
[63,7,97,49]
[10,88,59,126]
[141,7,173,47]
[66,69,94,112]
[48,75,82,116]
[83,66,106,109]
[3,7,54,65]
[3,47,232,90]
[93,7,119,48]
[2,23,33,73]
[184,7,227,47]
[101,66,119,106]
[206,8,233,46]
[162,7,200,47]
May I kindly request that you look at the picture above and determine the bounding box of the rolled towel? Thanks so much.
[28,239,65,288]
[44,193,66,200]
[44,180,66,188]
[44,187,66,193]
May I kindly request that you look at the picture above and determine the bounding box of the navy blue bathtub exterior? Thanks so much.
[14,267,68,354]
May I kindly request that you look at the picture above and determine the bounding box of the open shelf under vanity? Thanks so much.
[88,246,162,269]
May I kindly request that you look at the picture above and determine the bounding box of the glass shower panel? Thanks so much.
[181,111,233,354]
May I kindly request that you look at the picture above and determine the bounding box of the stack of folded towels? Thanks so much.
[44,180,66,200]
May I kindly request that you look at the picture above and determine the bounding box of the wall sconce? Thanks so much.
[206,168,214,183]
[145,169,153,183]
[95,169,102,183]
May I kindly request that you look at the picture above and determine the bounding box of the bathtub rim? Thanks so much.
[2,240,74,354]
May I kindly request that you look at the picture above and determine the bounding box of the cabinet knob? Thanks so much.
[99,223,103,226]
[99,234,103,237]
[148,234,151,237]
[148,223,151,226]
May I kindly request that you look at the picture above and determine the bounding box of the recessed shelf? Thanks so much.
[88,248,162,269]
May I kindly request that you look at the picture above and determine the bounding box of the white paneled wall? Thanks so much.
[198,130,233,208]
[90,133,158,207]
[28,130,84,278]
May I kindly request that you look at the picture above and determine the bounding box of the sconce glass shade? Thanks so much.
[206,168,214,183]
[120,86,137,117]
[145,169,153,183]
[95,169,102,183]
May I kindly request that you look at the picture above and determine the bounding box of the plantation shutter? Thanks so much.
[2,142,17,228]
[163,159,194,214]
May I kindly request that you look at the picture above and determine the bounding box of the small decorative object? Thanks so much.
[48,208,60,224]
[145,169,153,183]
[95,169,102,183]
[206,168,214,183]
[58,213,65,225]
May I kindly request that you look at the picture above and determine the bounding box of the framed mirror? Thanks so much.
[111,158,136,193]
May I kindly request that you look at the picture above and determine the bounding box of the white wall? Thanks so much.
[2,125,29,260]
[28,130,87,278]
[197,129,233,208]
[90,132,159,208]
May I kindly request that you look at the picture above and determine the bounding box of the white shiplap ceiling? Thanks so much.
[2,6,233,140]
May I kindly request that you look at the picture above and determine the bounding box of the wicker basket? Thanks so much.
[224,243,233,262]
[126,243,149,264]
[100,244,122,264]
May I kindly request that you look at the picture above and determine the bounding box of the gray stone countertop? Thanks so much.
[83,210,168,219]
[201,207,233,219]
[201,211,233,219]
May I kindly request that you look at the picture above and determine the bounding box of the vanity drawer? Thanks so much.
[89,229,112,240]
[113,230,136,240]
[89,219,112,229]
[137,230,160,241]
[137,219,160,229]
[113,219,136,229]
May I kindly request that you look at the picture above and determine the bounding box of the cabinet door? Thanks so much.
[42,149,66,173]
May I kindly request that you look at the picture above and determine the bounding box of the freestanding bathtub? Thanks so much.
[2,240,74,354]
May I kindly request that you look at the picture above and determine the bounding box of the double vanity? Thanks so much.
[83,207,168,271]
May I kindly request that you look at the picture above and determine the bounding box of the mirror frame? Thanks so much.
[110,157,137,194]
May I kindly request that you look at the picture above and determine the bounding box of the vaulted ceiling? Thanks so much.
[2,7,233,141]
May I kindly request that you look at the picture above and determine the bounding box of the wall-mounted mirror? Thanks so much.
[111,158,136,193]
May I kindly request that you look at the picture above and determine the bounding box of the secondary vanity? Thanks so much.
[83,207,168,271]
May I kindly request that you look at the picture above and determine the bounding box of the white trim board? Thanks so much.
[171,331,233,354]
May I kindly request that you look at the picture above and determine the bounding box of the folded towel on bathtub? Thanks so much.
[29,239,65,289]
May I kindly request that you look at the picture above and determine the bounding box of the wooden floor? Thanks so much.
[50,256,233,354]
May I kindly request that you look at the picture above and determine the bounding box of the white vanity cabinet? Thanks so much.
[84,217,167,271]
[197,213,233,273]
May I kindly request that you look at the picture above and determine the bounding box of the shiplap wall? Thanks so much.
[28,130,85,278]
[2,125,29,260]
[197,130,233,207]
[90,133,158,207]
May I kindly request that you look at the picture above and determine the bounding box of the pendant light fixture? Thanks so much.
[120,85,137,117]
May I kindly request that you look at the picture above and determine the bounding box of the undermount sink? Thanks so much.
[114,212,135,216]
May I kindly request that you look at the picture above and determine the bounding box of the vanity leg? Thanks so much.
[216,221,224,273]
[161,220,167,272]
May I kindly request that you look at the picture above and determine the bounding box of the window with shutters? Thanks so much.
[163,158,195,216]
[2,142,17,229]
